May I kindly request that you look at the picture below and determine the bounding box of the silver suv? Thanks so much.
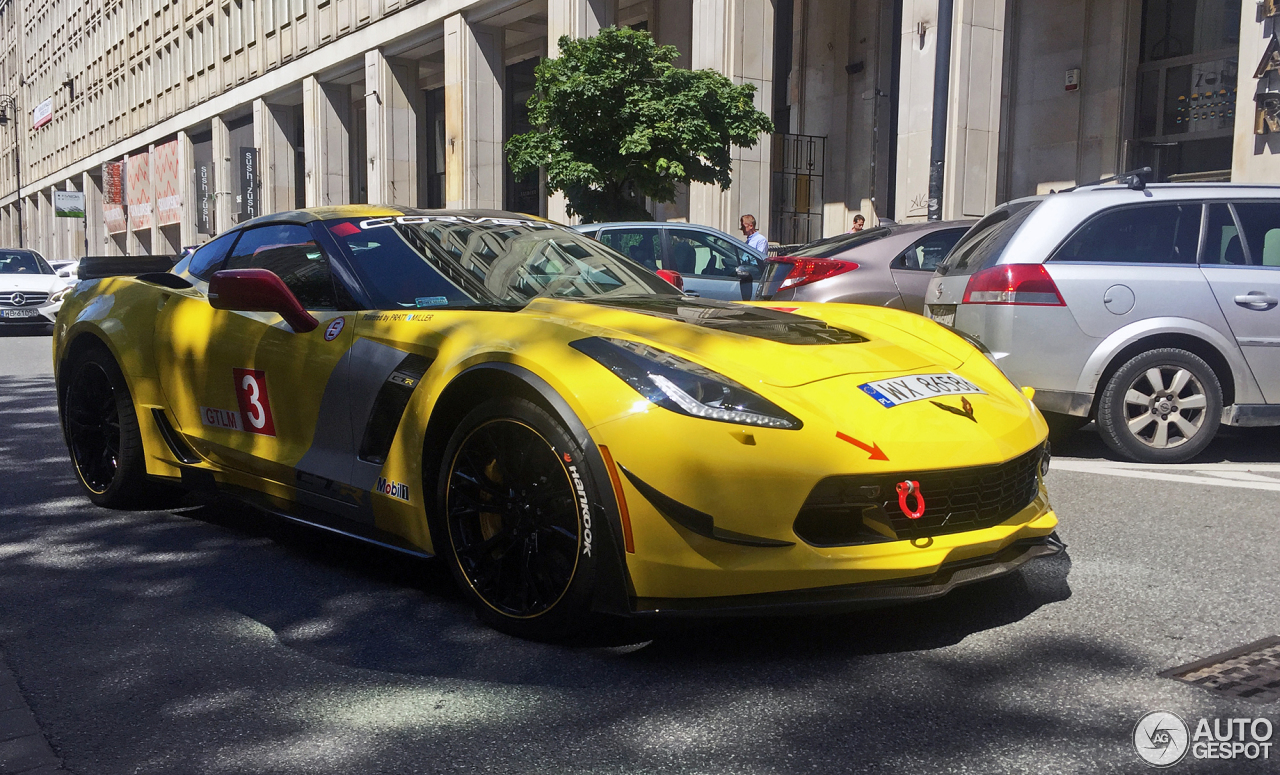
[924,183,1280,464]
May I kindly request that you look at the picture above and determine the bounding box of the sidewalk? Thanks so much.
[0,653,63,775]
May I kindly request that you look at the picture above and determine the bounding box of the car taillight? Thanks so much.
[962,264,1064,306]
[770,257,858,291]
[655,269,684,290]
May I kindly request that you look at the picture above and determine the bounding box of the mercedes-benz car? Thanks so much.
[54,205,1061,638]
[1,249,69,328]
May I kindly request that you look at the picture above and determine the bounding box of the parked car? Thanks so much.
[0,249,68,328]
[924,182,1280,464]
[754,221,973,313]
[573,222,766,301]
[52,259,80,280]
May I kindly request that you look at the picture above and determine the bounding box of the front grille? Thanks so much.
[794,444,1044,546]
[0,292,49,307]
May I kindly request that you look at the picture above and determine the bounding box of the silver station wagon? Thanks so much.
[924,182,1280,464]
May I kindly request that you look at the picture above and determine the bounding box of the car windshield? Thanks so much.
[0,252,52,275]
[325,214,682,311]
[785,227,891,258]
[936,201,1040,276]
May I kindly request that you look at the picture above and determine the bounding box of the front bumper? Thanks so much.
[631,532,1065,617]
[0,303,59,324]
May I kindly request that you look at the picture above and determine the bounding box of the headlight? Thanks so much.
[48,287,70,303]
[570,337,802,429]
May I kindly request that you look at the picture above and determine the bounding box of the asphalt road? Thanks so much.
[1,328,1277,774]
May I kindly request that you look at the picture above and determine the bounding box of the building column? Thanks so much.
[365,49,419,206]
[255,98,299,213]
[444,13,504,210]
[83,171,104,255]
[177,131,197,247]
[546,0,619,224]
[149,143,163,253]
[688,0,773,236]
[895,0,1005,221]
[303,76,352,206]
[212,116,234,234]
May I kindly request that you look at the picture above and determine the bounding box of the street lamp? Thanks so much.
[0,93,23,248]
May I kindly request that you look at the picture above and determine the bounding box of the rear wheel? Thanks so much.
[1096,348,1222,464]
[61,346,156,508]
[436,396,602,640]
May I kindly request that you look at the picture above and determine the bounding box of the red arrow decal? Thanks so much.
[836,431,889,461]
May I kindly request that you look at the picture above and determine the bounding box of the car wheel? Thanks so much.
[436,396,601,640]
[60,346,156,508]
[1096,348,1222,464]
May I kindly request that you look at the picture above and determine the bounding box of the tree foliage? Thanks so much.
[506,27,774,222]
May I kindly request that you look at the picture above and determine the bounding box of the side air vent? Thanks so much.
[151,409,202,464]
[358,353,433,464]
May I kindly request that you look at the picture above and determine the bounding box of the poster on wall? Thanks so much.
[128,152,152,231]
[102,161,127,235]
[238,147,258,222]
[54,191,85,218]
[32,98,52,130]
[153,140,181,226]
[192,135,215,235]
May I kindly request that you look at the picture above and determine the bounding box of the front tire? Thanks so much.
[436,396,603,640]
[1096,348,1222,463]
[60,345,154,508]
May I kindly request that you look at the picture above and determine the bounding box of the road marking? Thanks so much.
[1051,458,1280,492]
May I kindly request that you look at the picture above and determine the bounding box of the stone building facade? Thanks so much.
[0,0,1270,261]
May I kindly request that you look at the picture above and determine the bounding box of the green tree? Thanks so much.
[506,27,773,223]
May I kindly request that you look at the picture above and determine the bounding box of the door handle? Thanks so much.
[1234,293,1279,310]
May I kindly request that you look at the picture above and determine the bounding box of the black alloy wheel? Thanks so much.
[60,345,172,508]
[446,419,581,617]
[64,359,122,494]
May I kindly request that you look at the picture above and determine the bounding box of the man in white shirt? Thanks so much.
[739,214,768,254]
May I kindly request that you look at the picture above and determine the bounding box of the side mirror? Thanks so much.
[735,265,753,301]
[208,269,319,333]
[656,269,684,291]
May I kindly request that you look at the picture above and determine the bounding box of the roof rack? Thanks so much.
[1057,167,1152,193]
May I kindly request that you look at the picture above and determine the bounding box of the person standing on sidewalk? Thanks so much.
[739,214,768,253]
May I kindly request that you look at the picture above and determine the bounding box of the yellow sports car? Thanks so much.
[54,206,1061,638]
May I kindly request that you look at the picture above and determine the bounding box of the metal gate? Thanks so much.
[769,133,825,246]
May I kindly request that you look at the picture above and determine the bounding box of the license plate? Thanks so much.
[859,373,986,408]
[928,304,956,327]
[1,308,38,319]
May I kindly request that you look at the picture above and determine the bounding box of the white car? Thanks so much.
[0,250,69,327]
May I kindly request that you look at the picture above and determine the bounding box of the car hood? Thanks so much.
[0,275,64,294]
[524,296,967,388]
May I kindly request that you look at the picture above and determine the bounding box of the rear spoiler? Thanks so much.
[78,255,178,280]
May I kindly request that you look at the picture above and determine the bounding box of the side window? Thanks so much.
[668,228,761,280]
[224,223,336,309]
[597,229,662,271]
[1232,202,1280,267]
[1051,203,1201,264]
[893,229,967,271]
[188,230,240,280]
[1201,203,1244,265]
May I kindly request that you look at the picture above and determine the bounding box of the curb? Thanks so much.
[0,652,64,775]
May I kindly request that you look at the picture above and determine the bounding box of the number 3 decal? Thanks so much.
[233,368,277,436]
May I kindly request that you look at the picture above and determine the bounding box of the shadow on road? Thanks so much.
[7,372,1200,775]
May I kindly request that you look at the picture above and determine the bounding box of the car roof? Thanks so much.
[233,206,552,229]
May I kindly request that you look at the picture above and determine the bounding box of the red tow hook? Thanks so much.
[896,480,925,520]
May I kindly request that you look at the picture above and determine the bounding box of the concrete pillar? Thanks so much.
[546,0,619,223]
[688,0,773,236]
[177,131,197,247]
[444,13,504,210]
[255,98,299,213]
[213,115,234,234]
[365,49,418,206]
[303,76,352,206]
[63,179,84,259]
[895,0,1006,221]
[149,143,163,254]
[83,171,104,255]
